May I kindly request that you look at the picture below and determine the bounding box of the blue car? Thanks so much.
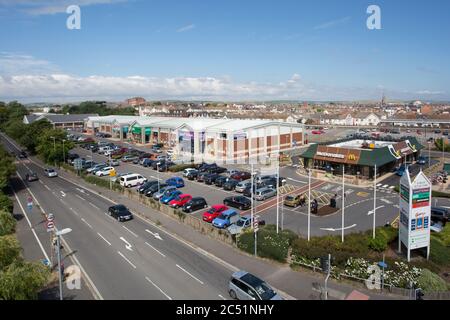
[212,209,239,229]
[396,164,407,176]
[160,189,182,204]
[166,177,185,188]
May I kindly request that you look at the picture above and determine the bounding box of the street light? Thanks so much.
[55,227,72,301]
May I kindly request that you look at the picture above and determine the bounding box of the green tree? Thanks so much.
[0,261,50,300]
[0,145,15,190]
[0,211,16,236]
[435,138,450,153]
[0,235,21,270]
[20,119,53,154]
[35,129,74,165]
[5,101,28,121]
[4,119,28,142]
[0,194,13,213]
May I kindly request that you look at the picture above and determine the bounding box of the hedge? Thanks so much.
[168,163,194,172]
[84,175,124,192]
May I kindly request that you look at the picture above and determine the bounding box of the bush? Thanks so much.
[84,175,124,192]
[0,211,16,236]
[168,163,194,172]
[432,190,450,199]
[0,193,13,213]
[0,235,21,270]
[417,268,448,292]
[368,237,387,252]
[430,238,450,266]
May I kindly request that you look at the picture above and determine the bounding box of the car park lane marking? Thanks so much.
[145,276,172,300]
[81,218,93,229]
[176,264,204,285]
[117,251,137,269]
[144,241,166,258]
[123,225,138,238]
[97,233,112,246]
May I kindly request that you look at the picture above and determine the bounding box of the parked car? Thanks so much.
[212,209,239,228]
[67,153,80,165]
[44,168,58,178]
[81,160,96,169]
[207,166,227,174]
[86,163,106,174]
[196,172,209,183]
[165,177,185,188]
[228,271,283,300]
[95,166,115,177]
[226,169,240,177]
[198,163,218,173]
[137,180,159,194]
[153,186,176,200]
[284,194,305,207]
[183,168,197,177]
[169,194,193,208]
[26,172,39,182]
[204,173,220,185]
[182,197,208,213]
[214,176,228,187]
[235,180,252,193]
[122,154,139,162]
[223,196,251,210]
[202,204,229,223]
[107,159,120,167]
[119,173,147,188]
[145,183,167,197]
[160,189,182,205]
[227,215,252,235]
[186,170,199,180]
[223,179,239,191]
[107,204,133,222]
[231,171,251,181]
[417,156,428,165]
[431,207,449,224]
[254,187,277,201]
[430,220,444,233]
[396,164,407,177]
[111,172,132,183]
[158,161,175,172]
[141,158,155,167]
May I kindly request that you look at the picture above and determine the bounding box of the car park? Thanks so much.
[204,173,221,185]
[119,173,147,188]
[235,180,252,193]
[431,207,449,224]
[107,204,133,222]
[145,183,167,197]
[153,186,176,200]
[44,168,58,178]
[254,187,277,201]
[228,271,282,300]
[169,194,193,208]
[166,177,185,188]
[227,215,251,235]
[202,204,229,223]
[95,166,115,176]
[183,168,197,177]
[160,190,182,204]
[26,172,39,182]
[223,179,239,191]
[212,209,239,228]
[182,197,208,213]
[223,196,251,210]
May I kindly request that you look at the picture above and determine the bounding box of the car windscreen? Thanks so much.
[285,196,294,201]
[236,219,247,227]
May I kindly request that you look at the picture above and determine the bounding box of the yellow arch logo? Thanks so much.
[348,154,357,161]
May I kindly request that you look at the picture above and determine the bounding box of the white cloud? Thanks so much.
[416,90,445,95]
[0,0,127,15]
[0,52,59,75]
[314,16,351,30]
[176,24,195,33]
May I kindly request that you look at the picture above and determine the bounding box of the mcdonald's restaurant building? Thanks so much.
[300,137,424,180]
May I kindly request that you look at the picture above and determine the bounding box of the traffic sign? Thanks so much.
[253,215,259,232]
[27,202,33,211]
[46,221,55,232]
[109,169,116,177]
[73,158,83,170]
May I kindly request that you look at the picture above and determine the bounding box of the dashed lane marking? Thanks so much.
[145,276,172,300]
[117,251,136,269]
[97,233,112,246]
[123,225,138,238]
[144,241,166,258]
[176,264,204,285]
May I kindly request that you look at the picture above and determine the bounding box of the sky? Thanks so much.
[0,0,450,103]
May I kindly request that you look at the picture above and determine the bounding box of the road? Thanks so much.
[2,133,234,300]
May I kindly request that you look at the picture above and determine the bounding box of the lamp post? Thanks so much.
[373,165,377,239]
[55,228,72,301]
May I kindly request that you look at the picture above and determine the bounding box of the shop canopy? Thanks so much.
[131,126,151,135]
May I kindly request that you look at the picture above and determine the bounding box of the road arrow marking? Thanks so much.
[380,198,392,204]
[60,191,66,197]
[320,224,357,232]
[119,237,133,251]
[368,206,385,216]
[146,229,163,241]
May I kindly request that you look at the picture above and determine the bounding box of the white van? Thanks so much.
[119,174,147,188]
[99,145,112,153]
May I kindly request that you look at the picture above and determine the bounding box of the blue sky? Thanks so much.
[0,0,449,102]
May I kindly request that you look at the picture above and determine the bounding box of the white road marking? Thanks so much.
[81,218,93,229]
[368,206,385,216]
[38,180,44,185]
[123,225,138,238]
[383,184,389,188]
[176,264,204,285]
[389,186,395,189]
[145,276,172,300]
[117,251,136,269]
[97,233,112,246]
[60,191,66,197]
[144,241,166,257]
[75,194,86,201]
[145,229,163,241]
[88,202,100,210]
[380,198,392,205]
[218,294,226,300]
[69,207,79,216]
[120,237,133,251]
[60,199,67,206]
[286,177,307,184]
[320,224,357,232]
[43,184,51,191]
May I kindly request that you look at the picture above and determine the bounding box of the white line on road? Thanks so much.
[60,199,67,206]
[145,276,172,300]
[144,241,166,257]
[43,184,51,191]
[117,251,136,269]
[81,218,93,229]
[286,177,307,184]
[218,294,226,300]
[368,206,385,216]
[75,194,86,201]
[69,207,79,216]
[176,264,204,285]
[97,233,112,246]
[88,202,100,210]
[60,191,66,197]
[123,225,138,238]
[145,229,163,241]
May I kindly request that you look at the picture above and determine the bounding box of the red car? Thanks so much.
[230,172,251,181]
[169,194,192,208]
[311,130,324,135]
[202,204,229,223]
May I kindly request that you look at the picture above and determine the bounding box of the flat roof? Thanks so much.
[329,139,394,150]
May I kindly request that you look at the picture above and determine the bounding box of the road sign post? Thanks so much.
[254,215,259,256]
[109,169,116,190]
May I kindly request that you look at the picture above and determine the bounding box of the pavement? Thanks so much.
[0,132,406,300]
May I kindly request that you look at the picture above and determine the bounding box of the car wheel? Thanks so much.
[229,289,237,300]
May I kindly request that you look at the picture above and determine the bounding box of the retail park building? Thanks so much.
[85,116,304,163]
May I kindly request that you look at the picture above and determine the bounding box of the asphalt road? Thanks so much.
[2,134,233,300]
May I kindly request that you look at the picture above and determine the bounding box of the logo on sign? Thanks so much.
[347,154,357,161]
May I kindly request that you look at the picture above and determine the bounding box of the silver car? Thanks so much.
[235,180,252,193]
[254,187,276,201]
[152,186,176,200]
[228,271,283,300]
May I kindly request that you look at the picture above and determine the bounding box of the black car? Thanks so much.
[186,170,199,180]
[214,176,228,187]
[18,150,27,159]
[204,173,220,185]
[243,184,261,197]
[431,207,449,224]
[182,197,208,213]
[142,158,155,167]
[67,153,79,164]
[26,172,39,182]
[197,172,209,182]
[207,166,227,174]
[158,161,175,172]
[137,180,159,194]
[223,196,251,210]
[145,183,167,197]
[107,204,133,222]
[151,160,165,170]
[198,163,218,173]
[223,178,239,191]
